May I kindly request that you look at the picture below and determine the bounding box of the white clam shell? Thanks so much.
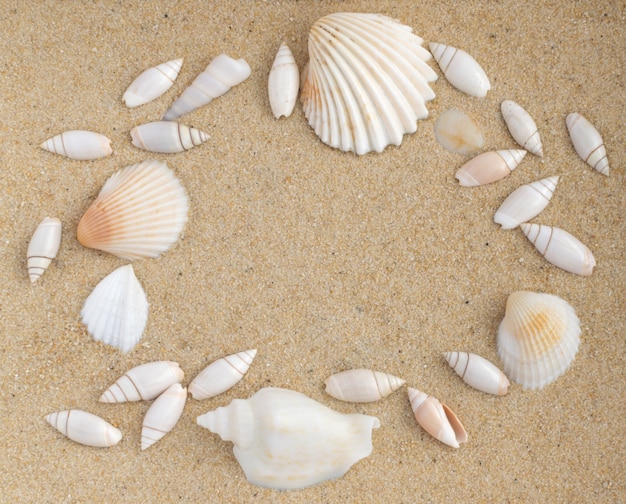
[130,121,209,153]
[566,112,609,176]
[324,368,406,403]
[77,159,189,260]
[123,58,183,108]
[45,409,122,447]
[40,130,112,160]
[429,42,490,98]
[407,388,467,448]
[497,291,581,390]
[301,12,437,155]
[455,149,527,186]
[163,53,251,121]
[434,109,484,155]
[81,265,148,354]
[268,43,299,119]
[443,352,510,396]
[520,223,596,276]
[197,387,380,490]
[99,361,184,403]
[501,100,543,157]
[27,217,62,284]
[189,349,257,400]
[141,383,187,450]
[494,176,559,230]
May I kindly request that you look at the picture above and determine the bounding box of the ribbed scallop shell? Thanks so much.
[301,12,437,155]
[494,176,559,230]
[40,130,112,160]
[189,349,257,400]
[455,149,527,186]
[130,121,209,153]
[77,159,189,260]
[45,409,122,447]
[99,361,184,402]
[123,58,183,108]
[429,43,490,98]
[141,383,187,450]
[566,112,609,176]
[268,43,299,118]
[434,109,484,155]
[27,217,62,284]
[497,291,581,390]
[501,100,543,157]
[324,368,406,403]
[407,388,467,448]
[443,352,510,395]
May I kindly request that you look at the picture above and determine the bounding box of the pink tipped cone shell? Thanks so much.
[408,388,467,448]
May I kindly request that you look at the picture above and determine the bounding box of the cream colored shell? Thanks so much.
[434,109,484,155]
[123,58,183,108]
[455,149,527,186]
[268,43,299,118]
[45,409,122,447]
[494,176,559,229]
[99,361,184,403]
[27,217,62,284]
[501,100,543,157]
[130,121,209,153]
[429,43,490,97]
[408,388,467,448]
[141,383,187,450]
[324,368,405,403]
[443,352,510,396]
[40,130,112,160]
[189,349,257,400]
[566,112,609,176]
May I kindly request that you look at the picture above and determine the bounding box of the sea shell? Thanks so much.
[197,387,380,490]
[130,121,209,153]
[407,388,467,448]
[501,100,543,157]
[566,112,609,176]
[99,361,184,403]
[324,368,406,403]
[455,149,527,186]
[443,352,510,396]
[141,383,187,450]
[268,43,299,118]
[520,223,596,276]
[81,265,148,354]
[494,176,559,230]
[497,291,581,390]
[123,58,183,108]
[45,409,122,447]
[434,109,484,155]
[189,349,257,400]
[301,12,438,155]
[77,159,189,260]
[429,43,490,98]
[27,217,62,284]
[40,130,112,160]
[162,53,251,121]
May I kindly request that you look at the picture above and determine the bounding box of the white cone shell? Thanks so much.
[520,223,596,276]
[81,265,148,354]
[494,176,559,230]
[197,387,380,490]
[443,352,510,395]
[324,368,406,403]
[455,149,527,186]
[501,100,543,156]
[566,112,609,176]
[429,43,490,97]
[163,53,251,120]
[189,349,257,400]
[99,361,184,402]
[268,43,299,118]
[45,409,122,447]
[407,388,467,448]
[123,58,183,108]
[130,121,209,153]
[434,109,484,155]
[141,383,187,450]
[40,130,112,160]
[77,159,189,260]
[27,217,62,283]
[301,12,437,155]
[497,291,581,390]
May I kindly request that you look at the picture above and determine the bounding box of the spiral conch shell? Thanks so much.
[27,217,62,283]
[45,409,122,447]
[324,368,406,403]
[123,58,183,108]
[40,130,112,160]
[197,387,380,490]
[408,388,467,448]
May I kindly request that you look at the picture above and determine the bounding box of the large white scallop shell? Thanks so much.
[443,352,510,396]
[99,361,184,403]
[81,265,148,354]
[497,291,581,390]
[429,43,490,98]
[566,112,609,176]
[40,130,112,160]
[455,149,527,186]
[494,176,559,230]
[324,368,406,403]
[123,58,183,108]
[197,387,380,490]
[45,409,122,447]
[141,383,187,450]
[301,12,437,155]
[434,109,484,155]
[77,159,189,260]
[27,217,62,284]
[268,43,299,118]
[189,349,257,400]
[520,223,596,276]
[501,100,543,157]
[407,388,467,448]
[130,121,209,153]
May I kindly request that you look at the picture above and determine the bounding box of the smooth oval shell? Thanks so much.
[189,349,257,400]
[429,42,490,97]
[494,176,559,229]
[501,100,543,157]
[99,361,184,403]
[123,58,183,108]
[407,388,467,448]
[497,291,581,390]
[455,149,527,186]
[77,159,189,260]
[520,223,596,276]
[324,368,406,403]
[434,109,484,155]
[27,217,62,283]
[45,409,122,447]
[268,43,299,118]
[443,352,510,395]
[566,112,609,176]
[40,130,112,160]
[141,383,187,450]
[130,121,209,153]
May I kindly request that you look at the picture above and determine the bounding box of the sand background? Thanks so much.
[1,1,624,502]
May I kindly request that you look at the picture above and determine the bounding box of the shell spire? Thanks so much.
[130,121,209,153]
